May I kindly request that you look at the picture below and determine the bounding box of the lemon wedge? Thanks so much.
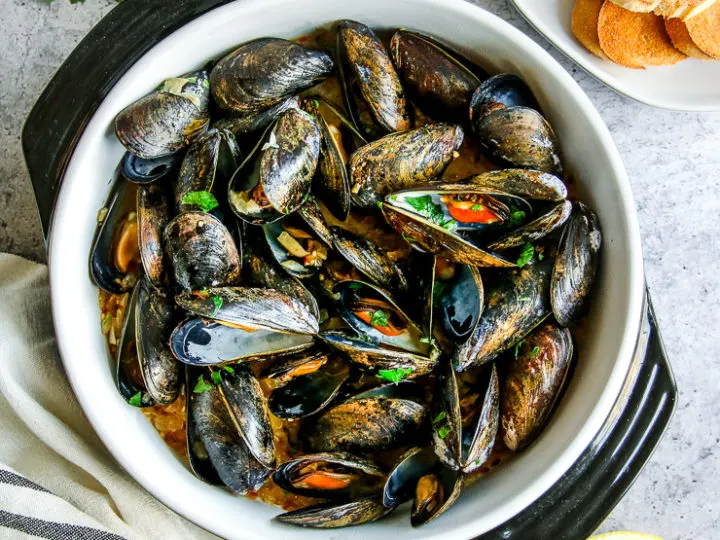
[589,533,664,540]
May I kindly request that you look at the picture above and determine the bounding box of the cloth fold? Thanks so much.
[0,253,217,540]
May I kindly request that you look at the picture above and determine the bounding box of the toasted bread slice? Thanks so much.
[685,1,720,57]
[654,0,717,19]
[665,17,715,57]
[598,1,688,67]
[608,0,662,11]
[572,0,609,58]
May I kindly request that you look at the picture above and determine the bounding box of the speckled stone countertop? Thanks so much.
[1,0,718,538]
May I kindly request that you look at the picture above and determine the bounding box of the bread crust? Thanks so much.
[665,16,715,58]
[572,0,610,58]
[685,1,720,57]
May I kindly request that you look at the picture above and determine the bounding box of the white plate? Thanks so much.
[511,0,720,111]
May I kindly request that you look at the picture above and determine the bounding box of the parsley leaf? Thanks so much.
[376,367,413,384]
[437,425,451,439]
[508,210,527,228]
[182,191,219,212]
[537,251,545,261]
[530,346,541,359]
[211,371,223,385]
[210,295,223,317]
[432,411,447,425]
[202,79,210,89]
[129,392,143,407]
[222,365,235,374]
[376,201,384,209]
[404,195,456,231]
[348,282,363,290]
[370,310,389,327]
[401,231,415,244]
[471,203,484,211]
[514,339,525,359]
[193,375,213,394]
[516,243,535,267]
[432,280,449,306]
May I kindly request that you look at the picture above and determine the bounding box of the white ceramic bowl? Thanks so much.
[47,0,645,538]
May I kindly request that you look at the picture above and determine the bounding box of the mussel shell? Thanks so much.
[319,329,438,379]
[137,184,171,289]
[487,200,572,251]
[275,497,389,529]
[411,468,463,527]
[383,447,438,509]
[382,187,515,268]
[390,30,482,120]
[273,452,384,499]
[470,73,539,121]
[501,324,573,451]
[170,318,314,365]
[334,280,430,356]
[210,38,333,114]
[89,174,139,294]
[464,169,567,202]
[217,363,275,468]
[349,124,464,209]
[298,196,333,246]
[175,287,319,335]
[135,279,180,405]
[214,96,300,137]
[263,349,328,385]
[164,211,241,291]
[175,127,241,212]
[430,362,462,470]
[461,363,499,473]
[305,397,425,453]
[433,260,484,343]
[185,366,223,485]
[453,257,552,371]
[337,20,411,134]
[114,72,210,159]
[268,358,349,419]
[122,152,182,184]
[474,106,563,176]
[190,376,270,494]
[551,202,601,326]
[331,227,407,291]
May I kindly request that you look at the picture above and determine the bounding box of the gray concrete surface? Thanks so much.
[1,0,719,538]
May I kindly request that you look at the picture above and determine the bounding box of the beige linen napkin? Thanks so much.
[0,253,218,540]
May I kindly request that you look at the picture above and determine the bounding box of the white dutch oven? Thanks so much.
[47,0,644,538]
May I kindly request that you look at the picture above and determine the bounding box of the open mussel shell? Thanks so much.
[137,183,171,289]
[214,96,300,137]
[170,318,314,366]
[431,258,484,344]
[114,72,210,159]
[122,151,182,184]
[337,20,410,136]
[461,363,499,473]
[551,202,601,327]
[175,127,241,212]
[268,355,349,419]
[185,366,223,485]
[304,395,425,453]
[164,211,241,291]
[228,108,320,224]
[501,323,573,451]
[210,38,333,115]
[190,373,271,494]
[319,329,438,379]
[263,349,328,385]
[276,497,390,529]
[470,73,539,122]
[453,256,553,371]
[430,362,462,470]
[349,124,463,209]
[390,30,484,120]
[175,286,319,335]
[382,185,516,267]
[331,227,407,291]
[383,447,438,509]
[464,169,567,202]
[273,452,385,499]
[487,200,572,251]
[334,280,431,356]
[474,106,563,176]
[411,467,464,527]
[90,174,141,294]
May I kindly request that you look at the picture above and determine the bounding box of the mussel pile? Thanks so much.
[91,21,602,530]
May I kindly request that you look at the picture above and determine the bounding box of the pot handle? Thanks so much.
[477,290,676,540]
[21,0,230,238]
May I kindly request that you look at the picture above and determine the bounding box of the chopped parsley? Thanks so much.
[210,295,223,317]
[432,411,447,425]
[129,392,143,407]
[376,367,413,384]
[202,79,210,89]
[369,310,389,327]
[193,375,213,394]
[508,210,527,228]
[530,346,541,359]
[404,195,457,231]
[437,425,451,439]
[210,370,223,385]
[537,250,545,261]
[222,365,235,374]
[182,190,219,212]
[186,77,198,83]
[516,243,535,267]
[514,340,525,359]
[103,314,111,325]
[471,203,484,211]
[432,280,449,306]
[348,282,363,290]
[376,201,384,209]
[401,231,415,244]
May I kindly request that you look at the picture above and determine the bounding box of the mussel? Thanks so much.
[276,497,389,529]
[431,258,484,344]
[115,71,211,159]
[411,468,463,526]
[122,151,182,184]
[137,183,171,289]
[470,73,539,122]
